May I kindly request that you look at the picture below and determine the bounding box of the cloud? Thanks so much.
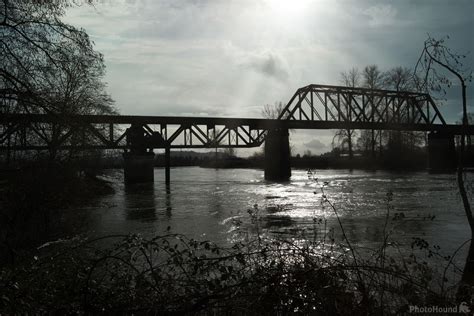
[63,0,474,155]
[363,4,397,27]
[241,52,289,81]
[303,139,328,151]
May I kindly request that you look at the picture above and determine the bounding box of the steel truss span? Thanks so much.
[0,115,268,150]
[278,84,446,125]
[1,84,473,151]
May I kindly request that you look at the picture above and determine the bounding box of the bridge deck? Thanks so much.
[1,113,473,131]
[0,113,473,151]
[1,84,472,150]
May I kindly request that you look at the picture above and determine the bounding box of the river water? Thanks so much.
[72,167,472,260]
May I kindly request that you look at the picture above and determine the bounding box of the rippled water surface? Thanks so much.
[76,167,472,256]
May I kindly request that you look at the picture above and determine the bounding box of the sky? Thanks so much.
[64,0,474,155]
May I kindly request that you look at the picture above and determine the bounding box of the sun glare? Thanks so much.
[264,0,311,16]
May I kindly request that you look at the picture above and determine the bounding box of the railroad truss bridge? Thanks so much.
[2,84,472,183]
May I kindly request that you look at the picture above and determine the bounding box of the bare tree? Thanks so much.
[337,68,360,159]
[361,65,385,158]
[384,66,413,91]
[363,65,385,89]
[415,35,474,290]
[383,67,425,152]
[261,101,285,119]
[1,1,97,113]
[42,44,116,159]
[1,0,116,160]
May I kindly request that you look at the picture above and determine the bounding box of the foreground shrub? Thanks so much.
[0,228,466,315]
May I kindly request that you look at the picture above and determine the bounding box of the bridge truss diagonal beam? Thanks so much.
[278,84,447,126]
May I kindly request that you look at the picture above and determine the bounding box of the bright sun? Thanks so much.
[264,0,310,16]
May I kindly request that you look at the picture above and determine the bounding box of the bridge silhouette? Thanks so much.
[1,84,473,183]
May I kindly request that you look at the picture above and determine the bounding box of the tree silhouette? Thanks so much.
[383,66,425,154]
[362,65,385,158]
[337,68,360,159]
[1,1,96,112]
[261,101,286,119]
[415,35,474,291]
[1,0,116,160]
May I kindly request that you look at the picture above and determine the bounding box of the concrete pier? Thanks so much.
[428,131,457,171]
[123,152,155,184]
[264,128,291,181]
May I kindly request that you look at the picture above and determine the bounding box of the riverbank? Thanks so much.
[0,164,115,263]
[66,145,474,172]
[90,151,437,171]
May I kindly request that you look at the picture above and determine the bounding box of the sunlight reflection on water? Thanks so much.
[80,167,470,259]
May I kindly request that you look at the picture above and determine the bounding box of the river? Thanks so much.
[67,167,472,261]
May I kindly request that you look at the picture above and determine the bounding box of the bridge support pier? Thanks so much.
[264,128,291,181]
[123,152,155,184]
[428,131,457,172]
